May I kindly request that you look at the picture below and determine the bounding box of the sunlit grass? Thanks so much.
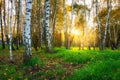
[66,60,120,80]
[0,45,120,79]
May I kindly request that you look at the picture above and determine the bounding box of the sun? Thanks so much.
[71,29,79,35]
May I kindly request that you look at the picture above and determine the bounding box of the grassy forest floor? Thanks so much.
[0,46,120,80]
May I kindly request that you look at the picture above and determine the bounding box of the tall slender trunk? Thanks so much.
[96,0,102,50]
[39,0,43,48]
[93,0,96,50]
[102,0,112,49]
[44,0,53,53]
[52,0,58,47]
[63,0,67,48]
[0,5,5,49]
[32,0,39,51]
[107,0,114,50]
[108,22,114,50]
[19,0,22,44]
[113,23,118,48]
[16,0,20,50]
[68,0,74,49]
[3,0,9,45]
[9,0,13,62]
[82,0,86,50]
[24,0,32,59]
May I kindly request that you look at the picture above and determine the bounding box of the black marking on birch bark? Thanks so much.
[46,0,49,2]
[26,13,29,15]
[46,5,50,8]
[26,9,31,12]
[27,19,30,21]
[46,17,49,20]
[28,1,32,4]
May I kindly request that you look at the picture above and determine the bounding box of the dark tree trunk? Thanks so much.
[0,11,5,49]
[16,0,21,50]
[52,0,58,47]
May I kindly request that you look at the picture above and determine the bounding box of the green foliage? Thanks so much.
[63,52,92,64]
[23,56,45,67]
[65,49,120,80]
[66,60,120,80]
[0,64,22,80]
[0,47,120,79]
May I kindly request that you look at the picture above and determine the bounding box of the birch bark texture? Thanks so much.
[44,0,53,52]
[9,0,13,62]
[96,0,102,50]
[103,0,112,49]
[24,0,32,56]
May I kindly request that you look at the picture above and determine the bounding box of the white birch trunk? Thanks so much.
[9,0,13,62]
[44,0,53,52]
[24,0,32,56]
[103,0,112,49]
[96,0,102,50]
[63,0,67,48]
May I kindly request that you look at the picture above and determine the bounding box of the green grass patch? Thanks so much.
[23,56,45,67]
[66,59,120,80]
[0,46,120,79]
[0,64,23,80]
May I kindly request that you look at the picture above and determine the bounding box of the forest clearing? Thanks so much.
[0,47,120,80]
[0,0,120,79]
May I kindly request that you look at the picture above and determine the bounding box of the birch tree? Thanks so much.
[107,0,114,50]
[19,0,22,44]
[39,0,43,48]
[44,0,53,52]
[51,0,58,47]
[102,0,112,49]
[96,0,102,50]
[63,0,67,48]
[92,0,96,50]
[68,0,74,49]
[0,1,5,49]
[9,0,13,62]
[3,0,9,45]
[24,0,32,59]
[16,0,20,50]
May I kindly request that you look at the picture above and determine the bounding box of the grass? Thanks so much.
[23,56,45,67]
[66,60,120,80]
[0,46,120,80]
